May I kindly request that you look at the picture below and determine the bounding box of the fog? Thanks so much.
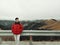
[0,0,60,20]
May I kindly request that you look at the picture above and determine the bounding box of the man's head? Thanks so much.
[15,17,19,22]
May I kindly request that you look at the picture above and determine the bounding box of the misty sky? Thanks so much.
[0,0,60,20]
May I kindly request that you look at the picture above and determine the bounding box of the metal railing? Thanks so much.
[0,30,60,45]
[0,30,60,36]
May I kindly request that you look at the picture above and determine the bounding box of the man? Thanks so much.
[11,17,23,45]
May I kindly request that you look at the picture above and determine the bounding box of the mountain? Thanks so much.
[39,19,60,30]
[0,19,60,30]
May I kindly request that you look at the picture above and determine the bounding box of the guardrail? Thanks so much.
[0,30,60,45]
[0,30,60,36]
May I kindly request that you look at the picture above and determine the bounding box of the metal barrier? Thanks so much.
[0,30,60,45]
[0,30,60,36]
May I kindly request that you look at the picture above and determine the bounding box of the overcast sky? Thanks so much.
[0,0,60,20]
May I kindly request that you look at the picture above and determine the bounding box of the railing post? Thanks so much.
[29,35,33,45]
[0,37,2,44]
[29,30,33,45]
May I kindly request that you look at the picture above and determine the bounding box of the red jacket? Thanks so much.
[11,23,23,35]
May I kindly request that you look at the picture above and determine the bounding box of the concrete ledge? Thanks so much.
[1,41,60,45]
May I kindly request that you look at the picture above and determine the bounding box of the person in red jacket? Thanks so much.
[11,17,23,45]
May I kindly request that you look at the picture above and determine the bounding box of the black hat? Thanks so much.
[15,17,19,20]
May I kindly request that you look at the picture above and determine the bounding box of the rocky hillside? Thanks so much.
[39,19,60,30]
[0,19,60,30]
